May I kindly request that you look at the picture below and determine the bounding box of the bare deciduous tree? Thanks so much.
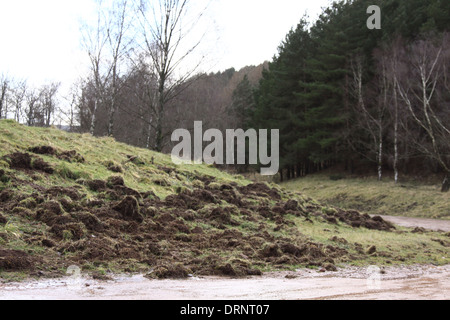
[81,0,112,135]
[25,88,40,127]
[350,54,387,181]
[395,33,450,192]
[10,80,27,123]
[57,82,83,132]
[137,0,209,151]
[40,82,60,127]
[81,0,134,137]
[105,0,134,136]
[0,74,10,119]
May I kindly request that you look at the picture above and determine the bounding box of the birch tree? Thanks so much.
[105,0,133,136]
[395,34,450,192]
[350,54,387,181]
[386,38,407,185]
[81,2,109,135]
[137,0,208,151]
[81,0,133,136]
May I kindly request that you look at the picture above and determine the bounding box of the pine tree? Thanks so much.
[229,75,255,129]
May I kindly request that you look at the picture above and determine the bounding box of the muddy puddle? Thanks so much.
[1,264,448,300]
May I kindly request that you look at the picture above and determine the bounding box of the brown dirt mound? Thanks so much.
[75,212,105,232]
[149,263,191,279]
[207,207,238,227]
[0,250,35,270]
[260,243,282,258]
[5,153,32,170]
[3,152,54,174]
[29,146,85,164]
[46,186,81,201]
[107,165,123,173]
[50,222,87,240]
[239,183,281,200]
[0,169,10,183]
[331,209,395,231]
[58,150,85,163]
[32,158,54,174]
[0,169,397,278]
[215,263,258,277]
[112,196,143,223]
[108,176,125,187]
[0,190,13,203]
[35,201,65,226]
[284,200,300,212]
[86,180,107,192]
[29,146,57,155]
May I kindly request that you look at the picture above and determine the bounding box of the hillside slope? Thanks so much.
[282,173,450,220]
[0,120,448,280]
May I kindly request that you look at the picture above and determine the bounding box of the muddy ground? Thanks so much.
[0,264,448,300]
[0,150,398,279]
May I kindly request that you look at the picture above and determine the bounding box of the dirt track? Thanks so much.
[0,264,448,300]
[377,215,450,232]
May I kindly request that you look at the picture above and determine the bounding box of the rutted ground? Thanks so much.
[0,120,449,282]
[0,157,394,278]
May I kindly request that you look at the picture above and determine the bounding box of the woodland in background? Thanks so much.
[248,0,450,190]
[0,0,449,190]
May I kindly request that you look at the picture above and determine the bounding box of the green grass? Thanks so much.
[282,173,449,220]
[0,120,247,200]
[289,217,449,267]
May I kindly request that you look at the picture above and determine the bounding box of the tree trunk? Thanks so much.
[154,77,166,152]
[108,66,118,137]
[145,115,153,150]
[0,89,5,119]
[378,139,383,181]
[90,99,98,135]
[107,95,116,137]
[393,81,399,184]
[154,115,163,152]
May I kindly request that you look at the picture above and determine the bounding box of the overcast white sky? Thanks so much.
[0,0,332,90]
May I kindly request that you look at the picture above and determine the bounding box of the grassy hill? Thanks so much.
[0,120,448,281]
[282,173,449,220]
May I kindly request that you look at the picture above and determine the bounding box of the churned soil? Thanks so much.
[0,148,397,280]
